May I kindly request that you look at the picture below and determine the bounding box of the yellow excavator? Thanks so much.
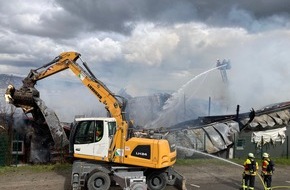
[5,52,186,190]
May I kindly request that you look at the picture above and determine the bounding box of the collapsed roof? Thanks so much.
[165,101,290,155]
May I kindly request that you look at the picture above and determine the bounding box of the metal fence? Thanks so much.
[234,134,289,159]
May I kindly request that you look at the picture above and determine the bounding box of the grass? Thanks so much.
[176,158,243,166]
[0,162,72,175]
[176,157,290,166]
[272,158,290,165]
[0,157,290,174]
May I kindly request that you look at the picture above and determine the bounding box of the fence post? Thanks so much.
[233,133,236,159]
[287,135,289,159]
[204,132,206,152]
[61,135,64,163]
[261,136,264,158]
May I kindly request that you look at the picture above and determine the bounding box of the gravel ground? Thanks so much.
[0,162,290,190]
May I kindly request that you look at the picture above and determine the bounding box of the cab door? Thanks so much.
[72,119,116,159]
[73,120,96,157]
[93,120,109,158]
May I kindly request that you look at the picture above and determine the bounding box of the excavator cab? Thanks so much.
[70,117,117,160]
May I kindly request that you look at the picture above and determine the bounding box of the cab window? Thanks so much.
[95,121,104,142]
[74,120,103,144]
[108,121,116,136]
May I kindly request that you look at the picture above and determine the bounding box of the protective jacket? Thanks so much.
[244,158,259,176]
[262,158,274,175]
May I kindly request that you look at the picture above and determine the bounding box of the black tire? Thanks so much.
[87,171,111,190]
[147,172,167,190]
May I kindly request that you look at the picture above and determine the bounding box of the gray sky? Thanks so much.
[1,0,290,120]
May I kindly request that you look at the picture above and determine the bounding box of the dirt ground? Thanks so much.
[0,163,290,190]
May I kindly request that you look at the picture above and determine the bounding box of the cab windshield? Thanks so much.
[74,120,103,144]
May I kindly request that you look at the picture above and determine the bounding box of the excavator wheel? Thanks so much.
[87,171,111,190]
[146,171,167,190]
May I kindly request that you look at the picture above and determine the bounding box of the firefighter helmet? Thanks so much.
[248,153,255,158]
[262,152,269,158]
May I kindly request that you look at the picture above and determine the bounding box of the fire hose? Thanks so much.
[256,173,290,190]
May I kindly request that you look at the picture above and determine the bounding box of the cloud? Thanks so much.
[123,23,180,66]
[1,0,290,121]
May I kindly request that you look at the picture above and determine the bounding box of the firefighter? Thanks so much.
[261,152,275,190]
[242,153,259,190]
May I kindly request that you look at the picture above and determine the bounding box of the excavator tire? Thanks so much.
[87,171,111,190]
[146,171,167,190]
